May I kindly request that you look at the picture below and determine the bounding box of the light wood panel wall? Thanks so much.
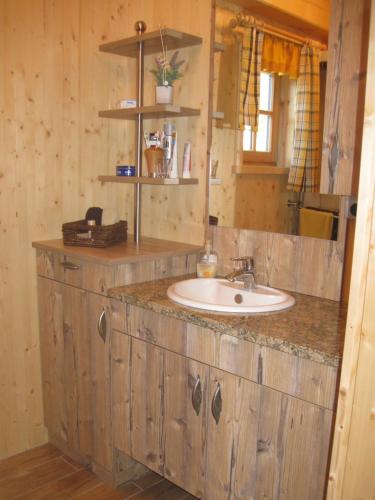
[211,225,345,300]
[327,1,375,495]
[0,0,211,459]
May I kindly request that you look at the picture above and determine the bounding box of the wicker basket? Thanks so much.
[62,219,127,248]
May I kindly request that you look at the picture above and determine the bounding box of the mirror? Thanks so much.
[210,0,340,240]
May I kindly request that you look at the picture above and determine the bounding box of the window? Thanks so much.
[243,71,279,164]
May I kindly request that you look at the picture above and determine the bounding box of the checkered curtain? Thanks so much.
[287,44,320,192]
[239,25,264,130]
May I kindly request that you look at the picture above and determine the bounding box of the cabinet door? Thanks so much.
[164,351,208,498]
[130,338,164,475]
[255,385,333,500]
[88,293,113,472]
[37,277,92,458]
[205,367,260,500]
[111,330,131,457]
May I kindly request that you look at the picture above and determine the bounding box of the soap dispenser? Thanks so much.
[197,240,218,278]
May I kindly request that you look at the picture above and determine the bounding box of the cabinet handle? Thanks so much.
[61,261,80,271]
[211,383,222,425]
[97,309,107,342]
[192,375,202,416]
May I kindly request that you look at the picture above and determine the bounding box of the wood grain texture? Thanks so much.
[164,352,208,497]
[0,0,208,459]
[130,339,164,475]
[111,331,131,457]
[255,385,333,499]
[88,294,113,472]
[37,278,92,458]
[205,367,260,499]
[211,225,345,300]
[320,0,370,195]
[327,2,375,496]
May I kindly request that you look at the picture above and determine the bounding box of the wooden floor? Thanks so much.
[0,444,196,499]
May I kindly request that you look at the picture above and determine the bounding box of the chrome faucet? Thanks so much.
[225,256,256,290]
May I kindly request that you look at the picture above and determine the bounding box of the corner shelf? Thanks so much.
[99,105,201,120]
[100,29,202,57]
[98,176,198,186]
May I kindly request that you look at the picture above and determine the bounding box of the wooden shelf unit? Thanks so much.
[99,25,202,241]
[99,105,201,120]
[99,29,202,57]
[98,176,198,186]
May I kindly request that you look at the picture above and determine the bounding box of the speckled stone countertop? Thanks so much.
[109,275,347,368]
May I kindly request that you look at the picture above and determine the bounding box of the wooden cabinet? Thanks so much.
[38,277,113,470]
[320,0,370,195]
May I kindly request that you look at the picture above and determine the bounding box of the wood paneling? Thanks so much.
[327,2,375,496]
[0,0,210,459]
[255,385,333,499]
[227,0,329,42]
[211,225,345,300]
[164,352,208,497]
[37,278,93,459]
[130,339,164,475]
[88,294,113,472]
[205,367,259,499]
[320,0,370,195]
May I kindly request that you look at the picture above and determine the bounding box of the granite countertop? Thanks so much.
[109,275,347,368]
[32,238,201,265]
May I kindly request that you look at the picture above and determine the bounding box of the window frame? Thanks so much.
[243,73,280,165]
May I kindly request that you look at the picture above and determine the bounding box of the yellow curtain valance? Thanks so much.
[261,33,300,79]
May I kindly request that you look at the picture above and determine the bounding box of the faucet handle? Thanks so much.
[230,256,254,271]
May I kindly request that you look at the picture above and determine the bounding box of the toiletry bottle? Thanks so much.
[197,240,218,278]
[182,142,191,178]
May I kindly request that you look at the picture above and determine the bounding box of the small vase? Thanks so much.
[155,85,173,105]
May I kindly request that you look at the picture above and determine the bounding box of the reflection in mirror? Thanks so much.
[210,0,340,241]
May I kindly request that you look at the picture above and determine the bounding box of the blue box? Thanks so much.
[116,165,136,176]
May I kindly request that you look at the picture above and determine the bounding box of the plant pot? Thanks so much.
[155,85,173,105]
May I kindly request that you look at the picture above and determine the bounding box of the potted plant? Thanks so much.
[151,50,185,105]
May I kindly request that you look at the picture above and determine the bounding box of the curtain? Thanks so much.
[262,33,300,79]
[239,25,264,130]
[287,45,320,192]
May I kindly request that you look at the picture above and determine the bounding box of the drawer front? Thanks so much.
[259,346,338,410]
[36,249,115,294]
[127,305,217,367]
[121,304,338,409]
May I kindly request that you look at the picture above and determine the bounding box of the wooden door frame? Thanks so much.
[327,0,375,496]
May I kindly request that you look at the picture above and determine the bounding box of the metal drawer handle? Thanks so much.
[97,309,107,342]
[192,375,202,416]
[61,261,80,271]
[211,383,222,425]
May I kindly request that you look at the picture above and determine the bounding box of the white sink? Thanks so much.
[167,278,295,314]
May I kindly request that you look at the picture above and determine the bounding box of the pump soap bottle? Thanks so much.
[197,240,218,278]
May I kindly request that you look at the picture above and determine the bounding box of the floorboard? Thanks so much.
[0,444,197,499]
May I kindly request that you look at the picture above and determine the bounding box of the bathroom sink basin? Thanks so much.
[167,278,295,314]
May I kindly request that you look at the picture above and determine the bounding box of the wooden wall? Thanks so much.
[327,1,375,495]
[0,0,211,459]
[211,226,344,300]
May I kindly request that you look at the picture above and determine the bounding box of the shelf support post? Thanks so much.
[134,21,146,243]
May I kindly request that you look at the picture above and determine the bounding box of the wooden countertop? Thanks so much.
[32,237,202,265]
[109,275,347,367]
